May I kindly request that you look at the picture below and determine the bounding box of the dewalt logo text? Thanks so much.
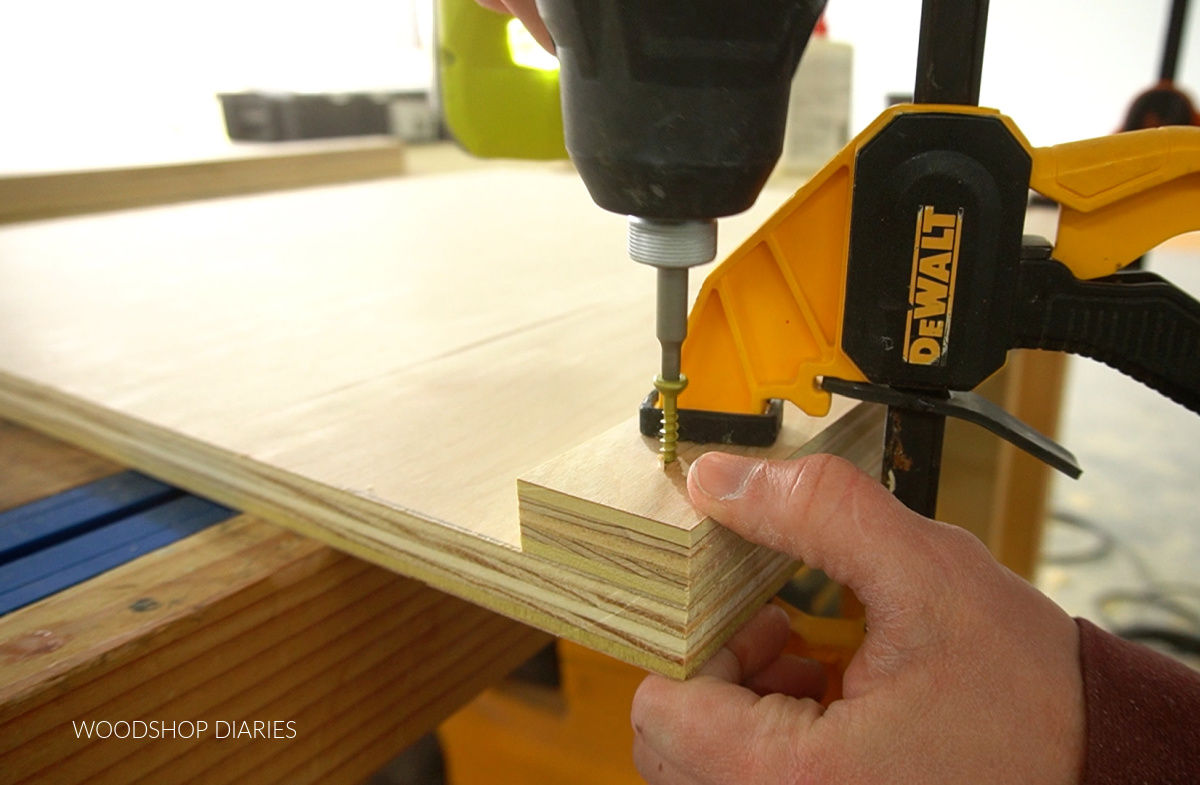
[903,206,963,365]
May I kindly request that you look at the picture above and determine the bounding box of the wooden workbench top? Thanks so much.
[0,420,549,784]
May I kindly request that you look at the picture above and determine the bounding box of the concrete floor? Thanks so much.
[1036,247,1200,669]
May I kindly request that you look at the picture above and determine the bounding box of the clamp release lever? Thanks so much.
[819,377,1081,479]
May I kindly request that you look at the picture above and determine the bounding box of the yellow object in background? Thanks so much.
[436,0,568,160]
[780,35,853,178]
[438,589,865,785]
[440,640,647,785]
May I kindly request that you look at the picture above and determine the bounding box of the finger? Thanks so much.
[632,673,825,782]
[472,0,556,53]
[501,0,556,52]
[687,452,948,609]
[744,654,828,702]
[697,604,791,683]
[633,735,700,785]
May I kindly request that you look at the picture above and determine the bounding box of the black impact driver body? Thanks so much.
[536,0,827,221]
[536,0,827,454]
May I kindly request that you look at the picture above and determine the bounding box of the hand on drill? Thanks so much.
[474,0,554,52]
[631,452,1085,785]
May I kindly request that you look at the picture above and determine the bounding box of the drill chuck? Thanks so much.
[627,217,716,269]
[630,218,714,464]
[628,217,714,380]
[536,0,828,462]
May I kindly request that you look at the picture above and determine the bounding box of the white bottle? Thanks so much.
[780,26,853,179]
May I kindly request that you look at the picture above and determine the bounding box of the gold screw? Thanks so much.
[654,373,688,465]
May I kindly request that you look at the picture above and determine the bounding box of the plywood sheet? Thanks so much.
[0,168,881,674]
[0,138,405,224]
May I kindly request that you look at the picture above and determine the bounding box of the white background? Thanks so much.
[0,0,1196,165]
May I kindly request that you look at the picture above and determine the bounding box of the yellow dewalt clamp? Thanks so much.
[660,103,1200,677]
[442,0,1200,670]
[643,103,1200,487]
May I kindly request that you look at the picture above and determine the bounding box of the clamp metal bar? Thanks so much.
[883,0,991,517]
[1161,0,1191,83]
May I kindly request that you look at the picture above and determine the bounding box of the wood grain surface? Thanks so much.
[0,419,121,512]
[520,400,883,674]
[0,513,549,785]
[0,419,546,784]
[0,168,876,674]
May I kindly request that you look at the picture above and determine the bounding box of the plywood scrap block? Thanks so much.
[518,399,884,678]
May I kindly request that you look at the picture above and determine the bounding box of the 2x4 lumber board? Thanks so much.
[13,570,417,783]
[16,579,408,784]
[0,168,870,675]
[0,513,549,785]
[0,525,364,733]
[2,559,386,781]
[144,614,528,784]
[230,617,536,785]
[0,138,405,225]
[36,585,514,785]
[0,419,121,511]
[519,400,884,676]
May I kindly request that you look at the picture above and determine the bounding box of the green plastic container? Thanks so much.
[436,0,567,160]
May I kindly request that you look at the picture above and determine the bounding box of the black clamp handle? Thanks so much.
[1013,239,1200,416]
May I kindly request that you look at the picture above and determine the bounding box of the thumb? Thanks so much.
[687,452,968,617]
[498,0,556,53]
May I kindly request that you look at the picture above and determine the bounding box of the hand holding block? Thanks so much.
[518,399,883,677]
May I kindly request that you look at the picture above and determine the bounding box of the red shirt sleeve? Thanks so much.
[1077,618,1200,784]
